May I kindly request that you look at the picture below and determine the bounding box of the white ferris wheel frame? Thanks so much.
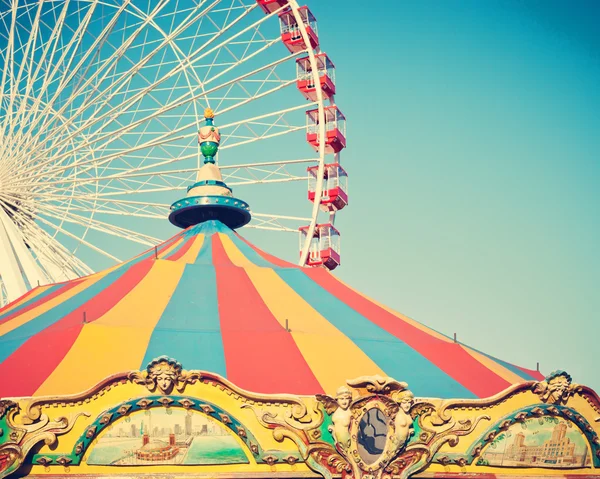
[0,0,338,307]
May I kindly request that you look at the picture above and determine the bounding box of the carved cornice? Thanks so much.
[1,362,599,479]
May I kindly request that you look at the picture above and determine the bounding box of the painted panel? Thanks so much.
[87,409,248,466]
[478,417,591,468]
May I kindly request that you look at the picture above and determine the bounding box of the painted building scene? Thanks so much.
[87,409,248,466]
[0,2,597,479]
[480,418,591,468]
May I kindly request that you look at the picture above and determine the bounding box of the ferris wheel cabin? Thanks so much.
[279,7,319,53]
[256,0,289,14]
[307,163,348,212]
[299,223,341,271]
[296,54,336,101]
[306,106,346,154]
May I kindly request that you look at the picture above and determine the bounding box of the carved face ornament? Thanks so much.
[335,386,353,410]
[548,375,570,401]
[400,396,414,413]
[148,362,180,394]
[393,390,415,413]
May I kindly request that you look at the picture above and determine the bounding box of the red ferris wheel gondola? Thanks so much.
[296,53,336,101]
[299,223,341,271]
[307,163,348,212]
[306,105,346,154]
[278,6,319,53]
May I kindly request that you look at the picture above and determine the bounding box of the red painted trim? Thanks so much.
[212,235,323,394]
[305,269,513,398]
[0,258,156,397]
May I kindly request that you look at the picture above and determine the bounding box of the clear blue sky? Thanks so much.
[253,0,600,389]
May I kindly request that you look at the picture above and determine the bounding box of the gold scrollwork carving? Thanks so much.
[248,376,489,479]
[0,404,88,479]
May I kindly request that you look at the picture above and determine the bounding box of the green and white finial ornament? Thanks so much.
[198,108,220,163]
[168,109,251,229]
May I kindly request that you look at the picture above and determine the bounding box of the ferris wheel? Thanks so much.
[0,0,348,307]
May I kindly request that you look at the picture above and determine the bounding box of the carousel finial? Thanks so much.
[168,107,251,230]
[198,108,220,164]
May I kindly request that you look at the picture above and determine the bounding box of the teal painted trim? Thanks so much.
[30,395,296,467]
[432,403,600,467]
[187,180,232,193]
[170,195,250,212]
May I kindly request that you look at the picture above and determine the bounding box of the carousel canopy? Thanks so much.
[0,220,542,400]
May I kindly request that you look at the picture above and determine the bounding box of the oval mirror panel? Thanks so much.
[357,408,389,464]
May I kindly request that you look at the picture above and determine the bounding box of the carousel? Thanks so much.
[0,109,599,479]
[0,1,598,478]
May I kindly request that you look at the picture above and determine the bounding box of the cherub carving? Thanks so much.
[534,370,578,405]
[390,389,415,449]
[316,386,354,451]
[129,356,201,395]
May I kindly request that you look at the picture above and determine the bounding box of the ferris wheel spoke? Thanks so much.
[1,0,71,140]
[21,53,299,186]
[247,213,312,233]
[24,224,93,276]
[18,0,238,162]
[0,0,18,140]
[10,0,134,155]
[9,1,99,146]
[4,0,44,137]
[0,196,92,277]
[219,103,311,150]
[33,210,123,263]
[10,212,91,280]
[33,158,316,199]
[35,202,160,249]
[38,195,169,220]
[11,0,176,158]
[20,7,281,174]
[4,192,161,248]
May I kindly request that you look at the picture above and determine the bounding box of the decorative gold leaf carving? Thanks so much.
[128,356,201,395]
[249,376,490,479]
[533,370,579,405]
[0,401,16,420]
[0,411,88,479]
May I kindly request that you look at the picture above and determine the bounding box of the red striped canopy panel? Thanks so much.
[0,220,543,399]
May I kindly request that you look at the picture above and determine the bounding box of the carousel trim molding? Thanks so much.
[1,361,600,479]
